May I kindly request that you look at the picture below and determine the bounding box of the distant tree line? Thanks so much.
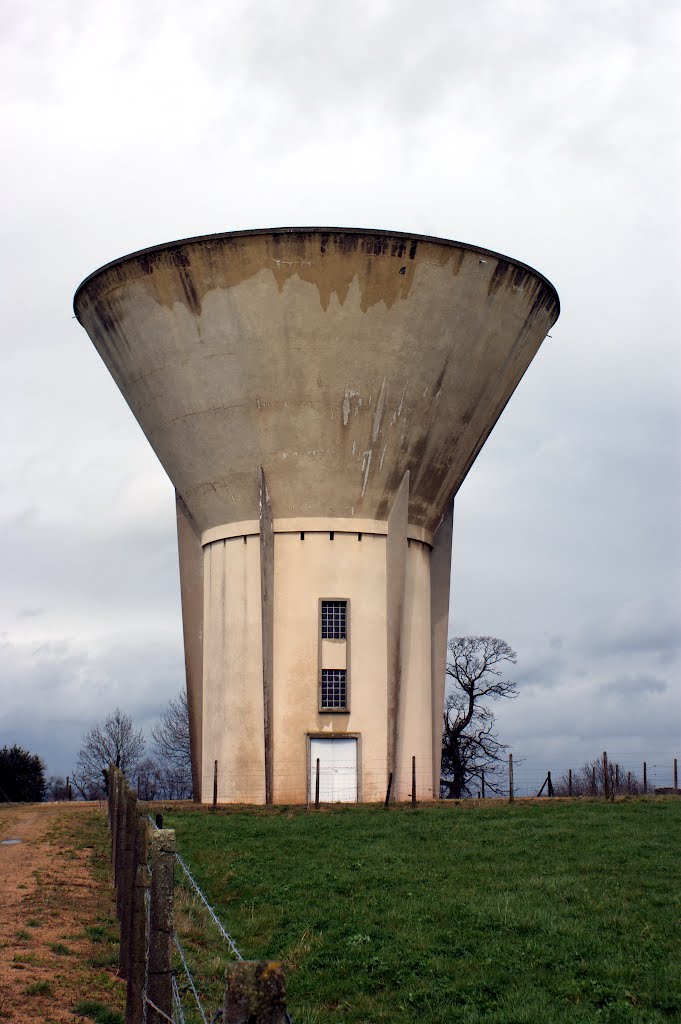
[552,758,646,798]
[69,694,192,801]
[0,745,47,802]
[0,693,192,804]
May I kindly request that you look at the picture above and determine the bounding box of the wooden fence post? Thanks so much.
[115,777,128,918]
[213,759,218,809]
[111,770,120,868]
[547,771,554,797]
[508,754,514,803]
[384,772,393,808]
[674,758,678,793]
[125,814,149,1024]
[615,764,619,792]
[568,769,572,797]
[223,961,287,1024]
[411,756,416,807]
[643,761,647,793]
[107,766,114,830]
[119,789,137,974]
[147,829,175,1023]
[602,752,609,801]
[481,771,485,799]
[314,758,320,810]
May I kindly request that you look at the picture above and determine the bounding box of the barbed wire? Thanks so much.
[171,976,187,1024]
[174,934,208,1024]
[147,814,295,1024]
[175,852,243,962]
[148,815,242,959]
[144,995,176,1024]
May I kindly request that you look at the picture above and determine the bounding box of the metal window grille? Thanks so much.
[321,600,347,639]
[321,669,347,709]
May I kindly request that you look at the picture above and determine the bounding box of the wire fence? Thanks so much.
[107,765,290,1024]
[195,751,679,805]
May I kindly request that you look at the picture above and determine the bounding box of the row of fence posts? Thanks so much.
[208,754,677,808]
[107,764,289,1024]
[211,756,422,810]
[504,753,679,801]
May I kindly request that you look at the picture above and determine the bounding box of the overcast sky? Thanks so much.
[2,0,679,792]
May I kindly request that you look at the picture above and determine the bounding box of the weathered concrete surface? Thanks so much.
[74,229,559,537]
[223,961,287,1024]
[75,228,559,804]
[175,492,203,799]
[430,499,454,795]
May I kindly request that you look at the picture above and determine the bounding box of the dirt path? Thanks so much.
[0,802,124,1024]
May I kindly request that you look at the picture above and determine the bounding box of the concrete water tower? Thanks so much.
[74,228,559,804]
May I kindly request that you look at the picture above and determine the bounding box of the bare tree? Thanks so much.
[71,708,145,799]
[151,691,192,798]
[553,758,645,797]
[441,636,518,798]
[45,775,69,801]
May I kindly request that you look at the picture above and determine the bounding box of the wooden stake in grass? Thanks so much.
[147,829,175,1023]
[508,754,514,803]
[568,769,572,797]
[115,777,128,918]
[674,758,678,793]
[411,756,416,807]
[126,857,149,1024]
[314,758,320,810]
[384,772,393,808]
[213,759,218,809]
[643,761,647,793]
[603,752,609,801]
[119,789,138,975]
[223,961,287,1024]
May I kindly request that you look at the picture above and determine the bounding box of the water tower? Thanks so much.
[74,228,559,803]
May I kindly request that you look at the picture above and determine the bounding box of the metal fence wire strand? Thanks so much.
[144,995,176,1024]
[174,934,209,1024]
[172,974,187,1024]
[148,816,243,961]
[147,815,295,1024]
[175,851,244,962]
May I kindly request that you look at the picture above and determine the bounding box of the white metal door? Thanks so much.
[309,737,358,802]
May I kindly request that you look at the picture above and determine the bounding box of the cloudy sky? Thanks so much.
[2,0,679,793]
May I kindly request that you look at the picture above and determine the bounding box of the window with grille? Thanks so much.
[321,600,347,639]
[321,669,347,709]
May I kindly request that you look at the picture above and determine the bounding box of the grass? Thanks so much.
[161,798,681,1024]
[35,810,126,1022]
[73,999,123,1024]
[25,979,53,996]
[48,941,72,955]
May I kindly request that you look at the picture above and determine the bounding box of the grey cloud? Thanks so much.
[600,674,669,697]
[2,0,679,785]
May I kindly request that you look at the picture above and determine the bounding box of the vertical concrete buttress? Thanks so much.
[259,468,274,805]
[385,471,409,790]
[430,498,454,796]
[175,492,204,801]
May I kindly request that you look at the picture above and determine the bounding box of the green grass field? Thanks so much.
[162,799,681,1024]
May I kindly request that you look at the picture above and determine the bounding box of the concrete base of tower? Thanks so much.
[178,513,450,805]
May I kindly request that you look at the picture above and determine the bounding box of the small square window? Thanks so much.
[321,600,347,640]
[321,669,347,710]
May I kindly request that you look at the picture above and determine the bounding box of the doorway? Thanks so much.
[309,736,358,802]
